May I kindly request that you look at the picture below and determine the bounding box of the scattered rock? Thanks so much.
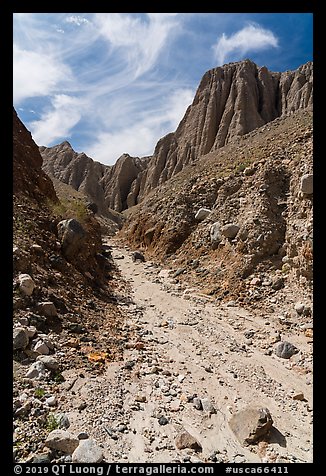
[26,361,47,379]
[57,219,86,260]
[201,398,217,414]
[32,453,51,463]
[45,396,57,407]
[72,439,103,463]
[37,302,57,317]
[271,277,284,291]
[45,429,79,454]
[37,355,59,371]
[274,341,299,359]
[210,222,222,249]
[229,406,273,445]
[18,273,35,296]
[300,174,313,194]
[293,392,305,401]
[132,251,145,262]
[135,394,147,403]
[221,223,240,239]
[54,413,70,429]
[294,302,305,315]
[34,340,50,355]
[193,397,202,410]
[195,208,211,221]
[175,431,202,452]
[77,432,89,440]
[158,416,169,426]
[13,327,29,350]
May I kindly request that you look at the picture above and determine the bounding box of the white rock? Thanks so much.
[201,398,217,413]
[37,355,59,370]
[300,174,313,194]
[294,302,305,315]
[45,396,57,407]
[178,374,185,383]
[72,439,104,463]
[195,208,211,221]
[34,341,50,355]
[18,274,35,296]
[26,361,47,379]
[45,430,79,454]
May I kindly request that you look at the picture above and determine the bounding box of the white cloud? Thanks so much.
[13,44,72,103]
[86,87,194,164]
[94,13,179,78]
[213,23,278,65]
[65,15,89,26]
[29,95,82,144]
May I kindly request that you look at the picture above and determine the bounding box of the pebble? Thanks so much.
[77,432,89,440]
[72,439,103,463]
[193,397,202,410]
[158,416,169,425]
[45,396,57,407]
[45,429,79,454]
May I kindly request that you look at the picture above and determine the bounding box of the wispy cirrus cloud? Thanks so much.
[213,23,279,65]
[13,14,311,164]
[87,88,194,162]
[13,44,72,103]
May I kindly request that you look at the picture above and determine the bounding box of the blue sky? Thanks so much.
[13,13,313,165]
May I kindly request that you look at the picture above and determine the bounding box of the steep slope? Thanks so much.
[13,108,57,202]
[13,110,129,462]
[130,60,312,204]
[40,60,312,213]
[41,143,149,214]
[121,108,313,307]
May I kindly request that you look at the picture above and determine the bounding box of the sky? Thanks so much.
[13,13,313,165]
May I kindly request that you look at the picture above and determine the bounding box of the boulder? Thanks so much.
[210,222,222,249]
[57,219,86,259]
[300,174,313,194]
[229,406,273,445]
[274,341,299,359]
[37,355,59,371]
[195,208,211,221]
[34,340,50,355]
[72,439,103,463]
[45,429,79,454]
[175,430,202,451]
[13,327,29,350]
[18,274,35,296]
[221,223,240,239]
[25,361,47,379]
[37,302,57,317]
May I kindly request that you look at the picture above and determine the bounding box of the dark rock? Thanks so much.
[175,431,202,451]
[158,416,169,426]
[132,251,145,262]
[274,341,299,359]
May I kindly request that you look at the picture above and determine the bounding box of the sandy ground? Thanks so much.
[63,239,313,463]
